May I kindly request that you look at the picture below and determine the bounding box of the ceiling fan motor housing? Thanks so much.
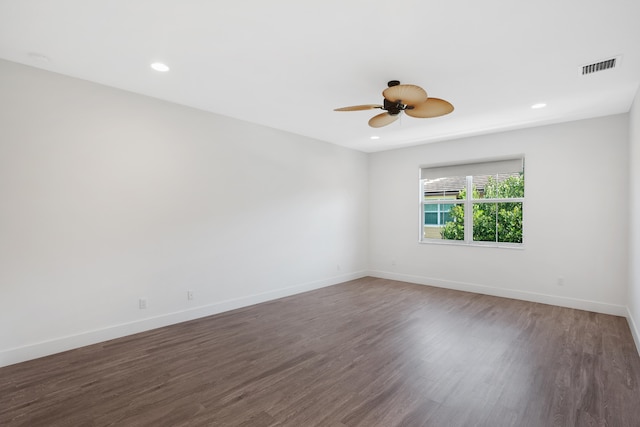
[383,98,411,115]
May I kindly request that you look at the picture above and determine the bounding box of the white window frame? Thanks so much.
[419,158,525,248]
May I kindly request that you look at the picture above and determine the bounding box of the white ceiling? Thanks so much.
[1,0,639,153]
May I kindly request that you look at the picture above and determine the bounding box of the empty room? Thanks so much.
[2,1,640,426]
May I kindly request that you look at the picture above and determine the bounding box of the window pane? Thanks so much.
[497,202,523,243]
[438,203,456,225]
[423,176,467,200]
[472,203,497,242]
[424,204,438,212]
[472,173,524,199]
[441,203,464,240]
[472,202,523,243]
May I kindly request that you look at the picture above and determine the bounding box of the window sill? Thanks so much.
[418,239,525,250]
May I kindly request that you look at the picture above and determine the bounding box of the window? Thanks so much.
[420,158,524,246]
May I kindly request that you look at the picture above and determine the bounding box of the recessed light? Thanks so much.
[531,103,547,109]
[150,62,170,72]
[370,136,380,140]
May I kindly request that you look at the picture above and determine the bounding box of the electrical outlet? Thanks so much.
[557,276,565,286]
[187,290,194,301]
[139,298,148,309]
[336,264,341,271]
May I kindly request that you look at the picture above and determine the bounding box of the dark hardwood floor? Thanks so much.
[2,277,640,426]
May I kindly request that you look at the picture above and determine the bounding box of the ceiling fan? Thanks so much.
[334,80,454,128]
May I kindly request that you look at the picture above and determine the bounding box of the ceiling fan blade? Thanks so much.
[382,84,428,105]
[334,104,383,111]
[368,112,400,128]
[405,98,454,118]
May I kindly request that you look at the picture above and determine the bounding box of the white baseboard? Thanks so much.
[367,270,628,317]
[626,307,640,356]
[0,271,366,368]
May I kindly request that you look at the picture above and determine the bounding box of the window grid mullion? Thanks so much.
[464,175,473,243]
[472,197,524,204]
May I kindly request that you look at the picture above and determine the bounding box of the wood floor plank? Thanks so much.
[2,277,640,426]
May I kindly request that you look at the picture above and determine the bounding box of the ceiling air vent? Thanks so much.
[580,56,621,75]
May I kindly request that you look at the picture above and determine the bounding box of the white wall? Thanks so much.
[369,115,630,315]
[0,60,369,367]
[629,88,640,352]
